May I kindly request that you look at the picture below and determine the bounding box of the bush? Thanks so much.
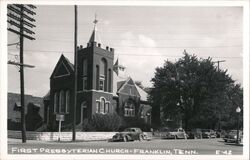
[82,113,123,131]
[120,117,151,132]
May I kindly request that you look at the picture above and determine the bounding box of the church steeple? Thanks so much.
[88,14,101,44]
[113,58,127,78]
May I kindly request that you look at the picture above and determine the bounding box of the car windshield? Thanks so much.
[169,128,179,132]
[228,130,237,134]
[202,129,210,132]
[124,128,136,132]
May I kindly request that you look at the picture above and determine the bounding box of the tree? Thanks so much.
[149,51,242,130]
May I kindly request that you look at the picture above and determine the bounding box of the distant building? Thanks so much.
[44,18,151,131]
[8,93,44,131]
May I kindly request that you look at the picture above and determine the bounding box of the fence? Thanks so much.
[8,130,117,141]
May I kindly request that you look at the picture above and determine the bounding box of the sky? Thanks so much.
[7,5,243,97]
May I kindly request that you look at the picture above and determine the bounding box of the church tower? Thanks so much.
[76,17,114,123]
[113,59,127,79]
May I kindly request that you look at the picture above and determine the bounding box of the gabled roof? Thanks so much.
[135,85,148,102]
[50,54,74,79]
[113,75,148,101]
[64,56,74,71]
[117,77,135,93]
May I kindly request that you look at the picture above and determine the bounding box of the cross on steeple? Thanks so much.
[88,14,101,44]
[93,14,98,25]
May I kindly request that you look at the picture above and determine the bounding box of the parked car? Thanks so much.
[111,127,146,142]
[223,130,243,143]
[188,128,202,139]
[160,127,188,139]
[215,129,226,138]
[201,129,216,138]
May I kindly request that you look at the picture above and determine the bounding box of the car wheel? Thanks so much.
[139,134,144,141]
[123,136,128,142]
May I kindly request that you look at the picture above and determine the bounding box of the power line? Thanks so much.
[117,54,241,59]
[108,45,242,49]
[7,50,242,59]
[8,44,242,53]
[36,37,242,42]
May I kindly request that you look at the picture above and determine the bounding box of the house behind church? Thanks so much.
[8,93,44,131]
[43,19,152,131]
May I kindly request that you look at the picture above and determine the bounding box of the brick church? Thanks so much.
[43,18,151,131]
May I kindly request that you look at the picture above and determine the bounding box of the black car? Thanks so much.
[188,128,202,139]
[111,128,146,142]
[223,130,243,143]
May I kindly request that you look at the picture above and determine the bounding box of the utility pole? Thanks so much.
[215,60,226,71]
[7,4,36,143]
[72,5,78,141]
[214,60,225,131]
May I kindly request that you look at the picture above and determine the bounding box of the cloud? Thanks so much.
[138,34,156,47]
[103,20,110,25]
[116,32,166,87]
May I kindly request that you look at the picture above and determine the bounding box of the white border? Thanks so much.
[1,0,249,160]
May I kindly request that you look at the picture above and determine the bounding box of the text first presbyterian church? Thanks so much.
[43,18,152,130]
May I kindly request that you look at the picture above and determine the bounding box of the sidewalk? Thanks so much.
[8,138,108,144]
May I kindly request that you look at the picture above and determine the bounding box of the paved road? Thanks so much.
[8,138,242,155]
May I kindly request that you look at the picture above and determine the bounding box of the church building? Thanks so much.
[43,18,151,131]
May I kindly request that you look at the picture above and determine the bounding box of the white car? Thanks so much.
[160,127,188,139]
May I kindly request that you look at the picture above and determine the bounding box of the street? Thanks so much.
[8,138,243,155]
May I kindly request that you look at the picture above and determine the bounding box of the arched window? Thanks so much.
[59,90,65,113]
[100,98,105,113]
[82,59,88,90]
[96,65,99,90]
[100,58,106,76]
[65,90,70,113]
[108,69,112,92]
[96,97,110,114]
[83,77,87,90]
[82,59,87,76]
[54,92,58,113]
[96,101,100,113]
[124,101,135,117]
[47,107,50,125]
[100,58,107,91]
[104,102,109,114]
